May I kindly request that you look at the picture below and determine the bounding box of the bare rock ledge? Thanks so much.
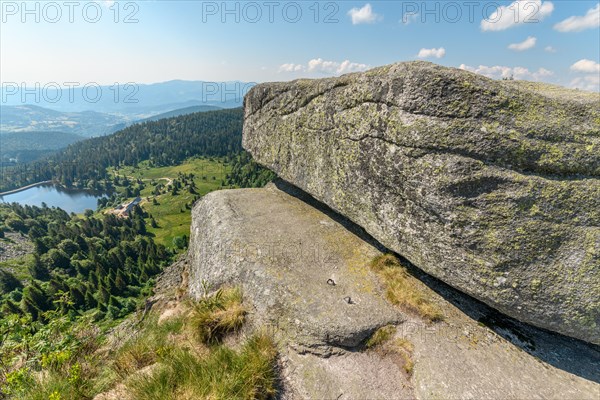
[243,61,600,344]
[186,185,600,399]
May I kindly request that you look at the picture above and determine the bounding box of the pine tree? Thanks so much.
[84,290,97,309]
[29,255,50,281]
[70,286,85,309]
[2,299,23,316]
[98,285,111,304]
[108,295,122,309]
[21,298,41,321]
[105,275,117,295]
[115,270,127,294]
[22,284,49,311]
[0,270,23,294]
[48,277,67,298]
[88,270,99,288]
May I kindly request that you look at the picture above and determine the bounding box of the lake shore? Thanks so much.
[0,181,54,197]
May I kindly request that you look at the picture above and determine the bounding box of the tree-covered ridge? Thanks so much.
[228,152,276,188]
[0,202,171,323]
[0,108,244,192]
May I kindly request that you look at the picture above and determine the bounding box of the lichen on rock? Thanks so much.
[242,61,600,344]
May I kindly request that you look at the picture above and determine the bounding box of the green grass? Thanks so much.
[112,316,183,379]
[129,332,278,400]
[393,338,415,375]
[108,157,233,249]
[364,324,415,375]
[0,254,34,281]
[7,288,278,400]
[188,287,247,345]
[121,288,276,400]
[365,325,397,349]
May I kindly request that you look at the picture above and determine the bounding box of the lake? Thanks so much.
[0,184,106,214]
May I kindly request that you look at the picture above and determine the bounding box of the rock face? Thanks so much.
[188,183,402,355]
[186,184,600,399]
[243,61,600,344]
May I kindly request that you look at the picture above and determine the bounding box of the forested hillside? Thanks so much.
[0,202,172,397]
[0,131,85,164]
[0,108,245,192]
[0,104,279,397]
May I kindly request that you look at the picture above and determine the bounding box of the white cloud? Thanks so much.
[278,63,304,73]
[417,47,446,59]
[348,3,381,25]
[481,0,554,31]
[278,59,370,75]
[459,64,553,81]
[569,59,600,92]
[570,59,600,73]
[308,58,369,74]
[570,75,600,92]
[554,3,600,32]
[508,36,537,51]
[544,46,556,53]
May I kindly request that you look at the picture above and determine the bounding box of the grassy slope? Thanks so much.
[0,254,34,281]
[12,288,278,399]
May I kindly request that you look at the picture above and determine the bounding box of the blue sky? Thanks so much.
[1,1,599,91]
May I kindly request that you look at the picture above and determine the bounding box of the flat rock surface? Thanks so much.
[243,61,600,344]
[280,350,413,400]
[188,184,402,353]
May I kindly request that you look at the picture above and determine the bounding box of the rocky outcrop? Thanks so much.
[186,184,600,399]
[243,61,600,344]
[188,183,402,355]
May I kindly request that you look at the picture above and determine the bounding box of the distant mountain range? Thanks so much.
[1,80,254,115]
[139,105,222,122]
[0,105,128,137]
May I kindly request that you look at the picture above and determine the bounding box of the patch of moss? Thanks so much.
[365,325,397,349]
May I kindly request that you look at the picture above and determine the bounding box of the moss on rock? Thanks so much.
[243,61,600,344]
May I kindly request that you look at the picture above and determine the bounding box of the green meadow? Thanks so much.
[109,157,233,249]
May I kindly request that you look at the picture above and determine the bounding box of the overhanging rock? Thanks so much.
[242,61,600,344]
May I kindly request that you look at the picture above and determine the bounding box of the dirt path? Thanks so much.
[112,171,173,187]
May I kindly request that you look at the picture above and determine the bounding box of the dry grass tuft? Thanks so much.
[393,338,415,375]
[188,286,247,345]
[370,254,444,322]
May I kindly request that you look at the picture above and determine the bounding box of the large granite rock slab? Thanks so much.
[242,61,600,344]
[187,184,402,355]
[184,185,600,399]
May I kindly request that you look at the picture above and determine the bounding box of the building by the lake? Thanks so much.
[112,197,142,218]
